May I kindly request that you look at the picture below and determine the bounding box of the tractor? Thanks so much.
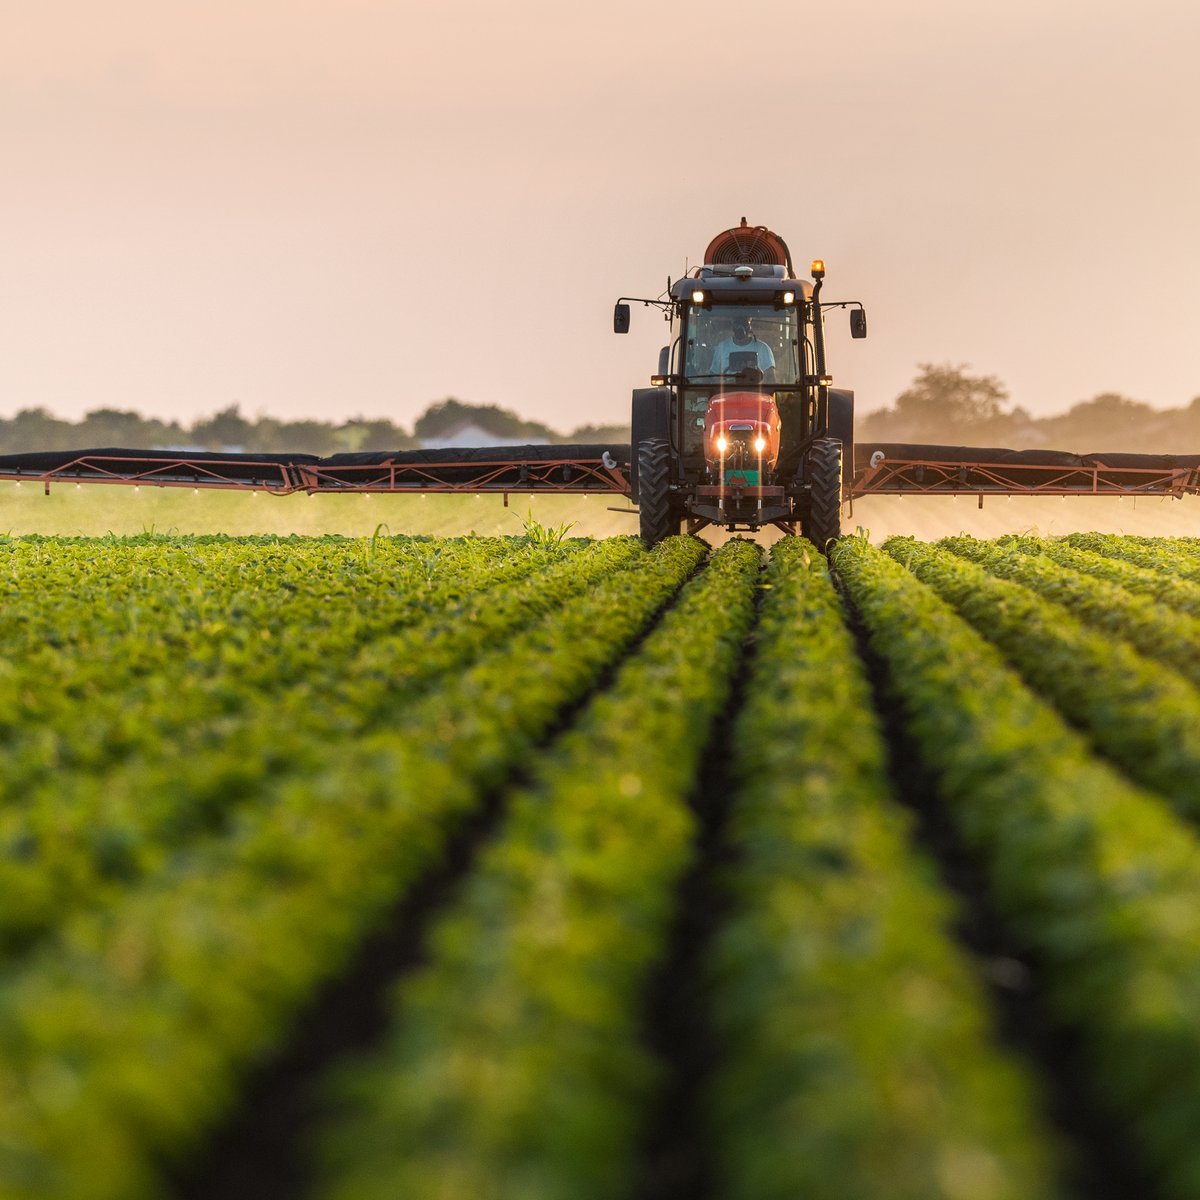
[614,219,866,547]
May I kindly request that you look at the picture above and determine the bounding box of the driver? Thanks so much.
[709,317,775,379]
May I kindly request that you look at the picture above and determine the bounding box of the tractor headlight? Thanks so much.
[691,289,706,305]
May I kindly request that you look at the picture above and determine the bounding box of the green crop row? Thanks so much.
[989,536,1200,619]
[312,539,761,1200]
[832,536,1200,1200]
[941,534,1200,690]
[882,537,1200,820]
[0,534,540,800]
[1061,532,1200,580]
[0,536,705,1200]
[708,538,1059,1200]
[0,533,573,741]
[0,533,525,656]
[0,538,649,961]
[1104,533,1200,559]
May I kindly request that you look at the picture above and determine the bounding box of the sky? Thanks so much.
[2,0,1198,432]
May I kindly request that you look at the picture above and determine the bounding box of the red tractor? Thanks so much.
[614,219,865,547]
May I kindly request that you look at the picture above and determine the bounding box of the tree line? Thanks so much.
[0,399,629,456]
[1,367,1197,454]
[859,364,1200,452]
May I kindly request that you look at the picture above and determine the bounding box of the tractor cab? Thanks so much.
[674,298,808,482]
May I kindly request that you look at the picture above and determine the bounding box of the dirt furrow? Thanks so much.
[631,586,764,1200]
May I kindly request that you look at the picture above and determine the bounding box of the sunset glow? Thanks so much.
[2,0,1196,428]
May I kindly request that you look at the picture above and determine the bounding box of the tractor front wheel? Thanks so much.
[801,437,843,550]
[637,439,679,545]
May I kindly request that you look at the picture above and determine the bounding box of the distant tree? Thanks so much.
[1065,392,1154,425]
[1170,396,1200,448]
[190,405,256,450]
[77,408,174,449]
[859,363,1022,444]
[186,409,416,454]
[414,398,477,437]
[335,417,416,452]
[146,418,188,447]
[559,422,632,443]
[894,363,1009,432]
[1039,392,1158,449]
[414,398,554,442]
[267,420,341,455]
[0,407,77,452]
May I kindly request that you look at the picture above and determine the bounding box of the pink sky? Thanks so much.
[2,0,1197,431]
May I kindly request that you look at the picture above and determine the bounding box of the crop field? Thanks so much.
[4,528,1200,1199]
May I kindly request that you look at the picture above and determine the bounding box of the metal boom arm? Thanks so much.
[0,443,1196,502]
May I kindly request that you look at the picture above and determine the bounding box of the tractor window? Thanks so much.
[683,306,803,386]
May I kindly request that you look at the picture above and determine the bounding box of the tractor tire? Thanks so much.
[801,437,843,550]
[637,438,679,545]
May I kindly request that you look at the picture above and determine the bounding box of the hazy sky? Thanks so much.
[2,0,1197,431]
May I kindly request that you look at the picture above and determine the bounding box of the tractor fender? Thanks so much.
[630,387,672,502]
[829,389,855,489]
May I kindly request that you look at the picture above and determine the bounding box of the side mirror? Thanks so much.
[613,303,631,334]
[850,309,867,339]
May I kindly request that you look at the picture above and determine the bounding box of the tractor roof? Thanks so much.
[668,272,814,302]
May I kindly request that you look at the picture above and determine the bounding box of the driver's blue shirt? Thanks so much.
[709,337,775,374]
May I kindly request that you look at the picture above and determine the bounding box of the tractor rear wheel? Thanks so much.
[637,438,679,545]
[801,437,843,550]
